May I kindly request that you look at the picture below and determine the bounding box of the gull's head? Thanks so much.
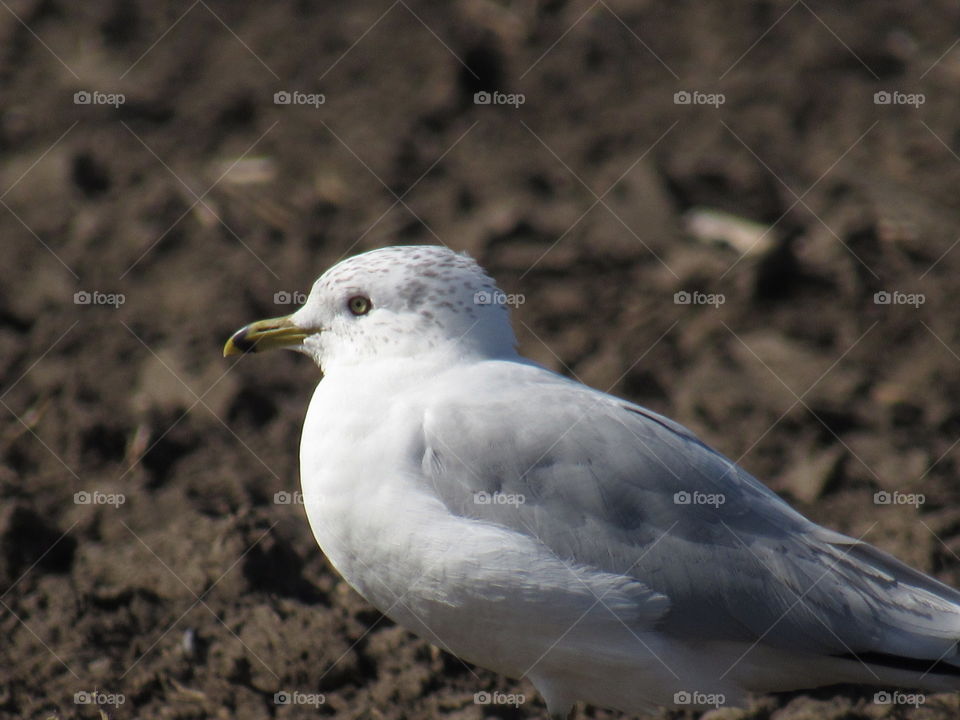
[224,245,519,370]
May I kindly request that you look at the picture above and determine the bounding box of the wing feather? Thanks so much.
[420,360,960,663]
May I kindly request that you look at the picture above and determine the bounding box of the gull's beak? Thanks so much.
[223,315,309,357]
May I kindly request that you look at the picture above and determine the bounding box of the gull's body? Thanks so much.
[226,245,960,718]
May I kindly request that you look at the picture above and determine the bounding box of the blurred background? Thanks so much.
[3,1,960,718]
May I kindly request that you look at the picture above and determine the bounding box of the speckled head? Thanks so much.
[288,245,519,370]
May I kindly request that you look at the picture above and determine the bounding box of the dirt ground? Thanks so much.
[4,1,960,718]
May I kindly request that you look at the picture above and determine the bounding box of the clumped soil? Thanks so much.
[3,1,960,719]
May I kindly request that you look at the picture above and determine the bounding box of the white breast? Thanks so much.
[295,360,711,710]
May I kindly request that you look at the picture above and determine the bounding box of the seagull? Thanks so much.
[224,245,960,718]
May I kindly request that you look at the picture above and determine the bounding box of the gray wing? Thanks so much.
[420,361,960,663]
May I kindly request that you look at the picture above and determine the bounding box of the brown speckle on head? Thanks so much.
[299,245,519,364]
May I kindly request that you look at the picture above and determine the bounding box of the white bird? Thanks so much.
[224,245,960,718]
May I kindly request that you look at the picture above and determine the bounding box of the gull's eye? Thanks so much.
[347,295,371,316]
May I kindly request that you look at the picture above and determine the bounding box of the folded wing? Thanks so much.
[420,361,960,675]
